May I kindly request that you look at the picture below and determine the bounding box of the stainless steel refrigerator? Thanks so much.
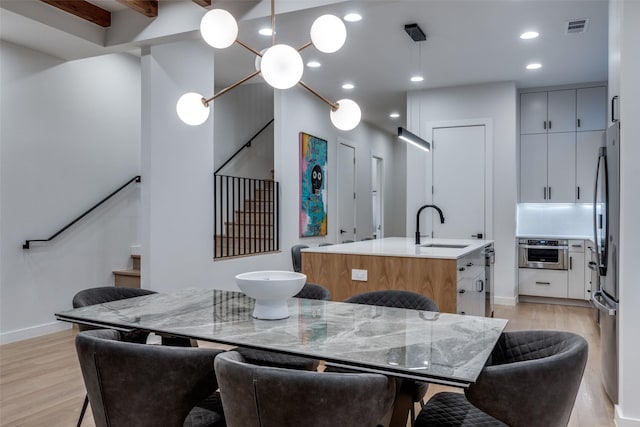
[591,122,620,404]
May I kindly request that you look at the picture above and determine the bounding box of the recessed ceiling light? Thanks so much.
[526,63,542,70]
[258,28,273,36]
[410,76,424,82]
[344,13,362,22]
[520,31,539,39]
[342,83,355,90]
[306,61,321,68]
[389,112,400,118]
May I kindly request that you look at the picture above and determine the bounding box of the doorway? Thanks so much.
[371,156,384,239]
[431,124,488,239]
[337,143,356,242]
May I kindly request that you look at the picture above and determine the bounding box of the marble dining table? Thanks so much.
[56,288,508,427]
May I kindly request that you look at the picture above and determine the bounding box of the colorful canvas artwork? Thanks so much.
[299,132,327,237]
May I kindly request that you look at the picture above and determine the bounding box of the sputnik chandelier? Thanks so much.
[176,0,361,131]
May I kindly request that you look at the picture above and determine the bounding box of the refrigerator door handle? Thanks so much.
[592,290,616,316]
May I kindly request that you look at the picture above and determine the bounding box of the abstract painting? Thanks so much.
[299,132,327,237]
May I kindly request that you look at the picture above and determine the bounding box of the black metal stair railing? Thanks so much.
[23,175,141,249]
[214,175,280,259]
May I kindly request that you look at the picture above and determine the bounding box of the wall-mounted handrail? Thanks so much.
[214,118,274,175]
[23,175,141,249]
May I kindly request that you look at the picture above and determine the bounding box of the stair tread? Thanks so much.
[113,269,140,277]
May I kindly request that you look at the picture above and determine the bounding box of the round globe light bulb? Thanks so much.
[254,48,268,72]
[200,9,238,49]
[310,14,347,53]
[330,99,361,131]
[176,92,210,126]
[260,44,304,89]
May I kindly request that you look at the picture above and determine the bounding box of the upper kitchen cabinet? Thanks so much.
[576,86,607,131]
[521,90,575,134]
[520,86,606,135]
[576,131,605,204]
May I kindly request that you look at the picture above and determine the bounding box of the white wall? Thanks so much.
[141,40,401,295]
[276,86,402,249]
[214,82,274,179]
[0,42,141,343]
[406,82,518,305]
[615,1,640,424]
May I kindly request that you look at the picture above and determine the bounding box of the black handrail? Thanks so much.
[214,119,274,175]
[23,176,141,249]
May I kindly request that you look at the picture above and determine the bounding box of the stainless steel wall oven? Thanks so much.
[518,239,568,270]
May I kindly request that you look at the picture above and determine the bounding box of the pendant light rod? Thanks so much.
[297,41,313,52]
[298,81,339,111]
[236,39,263,57]
[203,70,261,106]
[271,0,275,46]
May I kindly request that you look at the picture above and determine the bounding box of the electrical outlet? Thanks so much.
[351,269,368,281]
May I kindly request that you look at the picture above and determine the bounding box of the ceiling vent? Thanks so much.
[565,18,589,34]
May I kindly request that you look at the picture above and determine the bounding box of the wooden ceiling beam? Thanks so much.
[192,0,211,7]
[40,0,111,27]
[116,0,158,18]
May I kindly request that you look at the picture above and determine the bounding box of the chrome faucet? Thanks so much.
[416,204,445,245]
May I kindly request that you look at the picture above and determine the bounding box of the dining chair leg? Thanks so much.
[410,403,416,427]
[77,394,89,427]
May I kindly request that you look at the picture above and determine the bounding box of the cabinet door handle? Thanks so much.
[577,118,581,128]
[570,256,573,270]
[459,289,466,294]
[476,280,484,292]
[458,267,466,272]
[577,186,580,200]
[544,187,547,200]
[543,121,547,130]
[548,187,552,199]
[535,281,551,285]
[466,262,474,267]
[548,120,552,129]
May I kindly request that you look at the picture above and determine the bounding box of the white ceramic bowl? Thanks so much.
[235,271,306,320]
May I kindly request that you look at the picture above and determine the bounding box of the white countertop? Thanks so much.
[517,234,593,241]
[301,237,493,260]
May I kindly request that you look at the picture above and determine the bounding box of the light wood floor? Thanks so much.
[0,302,614,427]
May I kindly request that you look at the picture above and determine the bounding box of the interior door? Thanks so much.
[432,125,485,239]
[337,143,356,242]
[371,156,383,238]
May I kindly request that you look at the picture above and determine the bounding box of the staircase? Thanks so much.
[215,178,279,259]
[113,254,140,288]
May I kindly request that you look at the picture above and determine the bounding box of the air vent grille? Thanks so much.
[566,18,589,34]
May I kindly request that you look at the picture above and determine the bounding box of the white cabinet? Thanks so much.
[520,132,576,203]
[519,268,568,298]
[456,249,485,316]
[576,131,605,204]
[568,240,586,300]
[576,87,607,131]
[520,90,576,134]
[520,85,606,204]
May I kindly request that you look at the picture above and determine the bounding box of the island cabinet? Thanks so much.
[301,238,491,316]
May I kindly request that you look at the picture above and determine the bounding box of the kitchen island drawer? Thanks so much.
[519,268,568,298]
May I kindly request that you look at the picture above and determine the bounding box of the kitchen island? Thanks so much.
[301,237,494,316]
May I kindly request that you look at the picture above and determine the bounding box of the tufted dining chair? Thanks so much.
[415,330,588,427]
[342,290,439,426]
[215,351,396,427]
[75,329,226,427]
[291,244,309,272]
[235,282,330,371]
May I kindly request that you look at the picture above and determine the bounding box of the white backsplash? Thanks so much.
[517,204,597,237]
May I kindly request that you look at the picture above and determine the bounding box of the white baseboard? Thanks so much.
[0,321,71,345]
[616,405,640,427]
[494,296,517,306]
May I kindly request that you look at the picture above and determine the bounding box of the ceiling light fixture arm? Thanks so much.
[236,39,263,57]
[298,81,339,111]
[203,70,261,106]
[297,41,313,52]
[271,0,275,45]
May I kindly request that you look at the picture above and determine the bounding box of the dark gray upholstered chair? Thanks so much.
[291,244,309,272]
[235,283,330,371]
[72,286,196,426]
[318,242,333,246]
[215,351,396,427]
[75,329,225,427]
[343,290,439,426]
[415,330,589,427]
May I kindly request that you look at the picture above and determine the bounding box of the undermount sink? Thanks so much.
[420,244,469,249]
